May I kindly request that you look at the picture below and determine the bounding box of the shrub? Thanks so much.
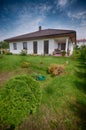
[5,51,13,55]
[0,75,42,129]
[48,64,65,76]
[61,50,66,56]
[75,45,86,92]
[21,61,30,68]
[71,45,80,59]
[20,50,27,56]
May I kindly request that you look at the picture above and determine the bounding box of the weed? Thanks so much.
[48,63,65,76]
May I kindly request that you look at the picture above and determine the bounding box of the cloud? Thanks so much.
[70,0,77,4]
[76,26,86,39]
[57,0,68,7]
[0,3,51,41]
[68,11,86,19]
[36,3,52,15]
[55,0,77,11]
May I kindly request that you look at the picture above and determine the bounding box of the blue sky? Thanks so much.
[0,0,86,41]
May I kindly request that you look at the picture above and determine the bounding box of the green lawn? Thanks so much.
[0,55,86,130]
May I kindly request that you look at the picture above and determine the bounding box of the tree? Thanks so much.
[0,41,9,49]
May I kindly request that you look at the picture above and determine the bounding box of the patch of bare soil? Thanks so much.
[0,68,30,89]
[0,72,15,88]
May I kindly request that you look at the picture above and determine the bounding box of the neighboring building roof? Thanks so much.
[4,27,76,42]
[77,39,86,42]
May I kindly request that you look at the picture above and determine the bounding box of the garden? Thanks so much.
[0,47,86,130]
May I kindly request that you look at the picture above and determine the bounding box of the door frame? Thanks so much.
[44,40,49,54]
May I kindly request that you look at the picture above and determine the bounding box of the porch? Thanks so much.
[53,37,73,56]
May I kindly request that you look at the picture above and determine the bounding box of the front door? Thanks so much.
[44,40,49,54]
[61,43,66,50]
[33,41,37,54]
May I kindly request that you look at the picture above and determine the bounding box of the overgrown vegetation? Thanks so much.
[0,55,86,130]
[48,63,65,76]
[0,41,9,49]
[20,50,27,56]
[75,45,86,92]
[21,61,30,68]
[0,75,41,130]
[73,45,86,130]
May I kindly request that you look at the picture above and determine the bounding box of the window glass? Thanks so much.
[13,43,17,50]
[23,42,27,49]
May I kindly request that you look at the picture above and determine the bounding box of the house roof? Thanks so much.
[4,28,76,42]
[77,39,86,42]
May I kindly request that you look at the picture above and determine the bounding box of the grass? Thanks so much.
[0,55,86,130]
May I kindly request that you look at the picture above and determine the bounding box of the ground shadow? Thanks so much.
[69,100,86,130]
[74,60,86,93]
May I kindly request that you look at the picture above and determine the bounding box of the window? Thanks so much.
[23,42,27,50]
[61,43,66,50]
[13,43,17,50]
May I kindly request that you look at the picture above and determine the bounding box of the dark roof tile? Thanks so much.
[5,29,76,42]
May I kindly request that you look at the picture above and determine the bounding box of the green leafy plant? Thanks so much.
[75,45,86,92]
[61,50,66,56]
[20,50,27,56]
[0,75,42,129]
[71,45,80,59]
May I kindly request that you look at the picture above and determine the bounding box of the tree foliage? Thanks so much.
[75,45,86,92]
[0,41,9,49]
[0,75,42,129]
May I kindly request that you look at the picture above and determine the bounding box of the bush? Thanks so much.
[61,50,66,56]
[75,45,86,92]
[48,64,65,76]
[0,75,42,129]
[71,45,80,59]
[21,61,30,68]
[5,51,13,55]
[20,50,27,56]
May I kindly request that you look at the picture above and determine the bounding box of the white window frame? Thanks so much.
[23,42,27,50]
[13,43,17,50]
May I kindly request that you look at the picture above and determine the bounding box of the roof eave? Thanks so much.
[4,31,76,43]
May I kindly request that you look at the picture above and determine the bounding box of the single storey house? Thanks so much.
[77,39,86,48]
[5,26,76,56]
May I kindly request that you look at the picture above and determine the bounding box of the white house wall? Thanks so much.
[9,37,75,55]
[49,39,55,54]
[54,40,58,49]
[27,41,33,54]
[9,39,55,55]
[69,42,73,55]
[37,40,44,55]
[10,42,22,54]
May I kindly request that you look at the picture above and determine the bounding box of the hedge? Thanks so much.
[0,75,42,129]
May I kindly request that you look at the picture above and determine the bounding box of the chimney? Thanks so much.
[39,26,42,31]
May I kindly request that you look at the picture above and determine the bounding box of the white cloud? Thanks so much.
[0,3,51,41]
[67,10,86,39]
[76,26,86,39]
[0,15,45,41]
[0,1,85,41]
[57,0,68,7]
[68,11,86,19]
[44,20,86,39]
[56,0,77,10]
[36,3,52,14]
